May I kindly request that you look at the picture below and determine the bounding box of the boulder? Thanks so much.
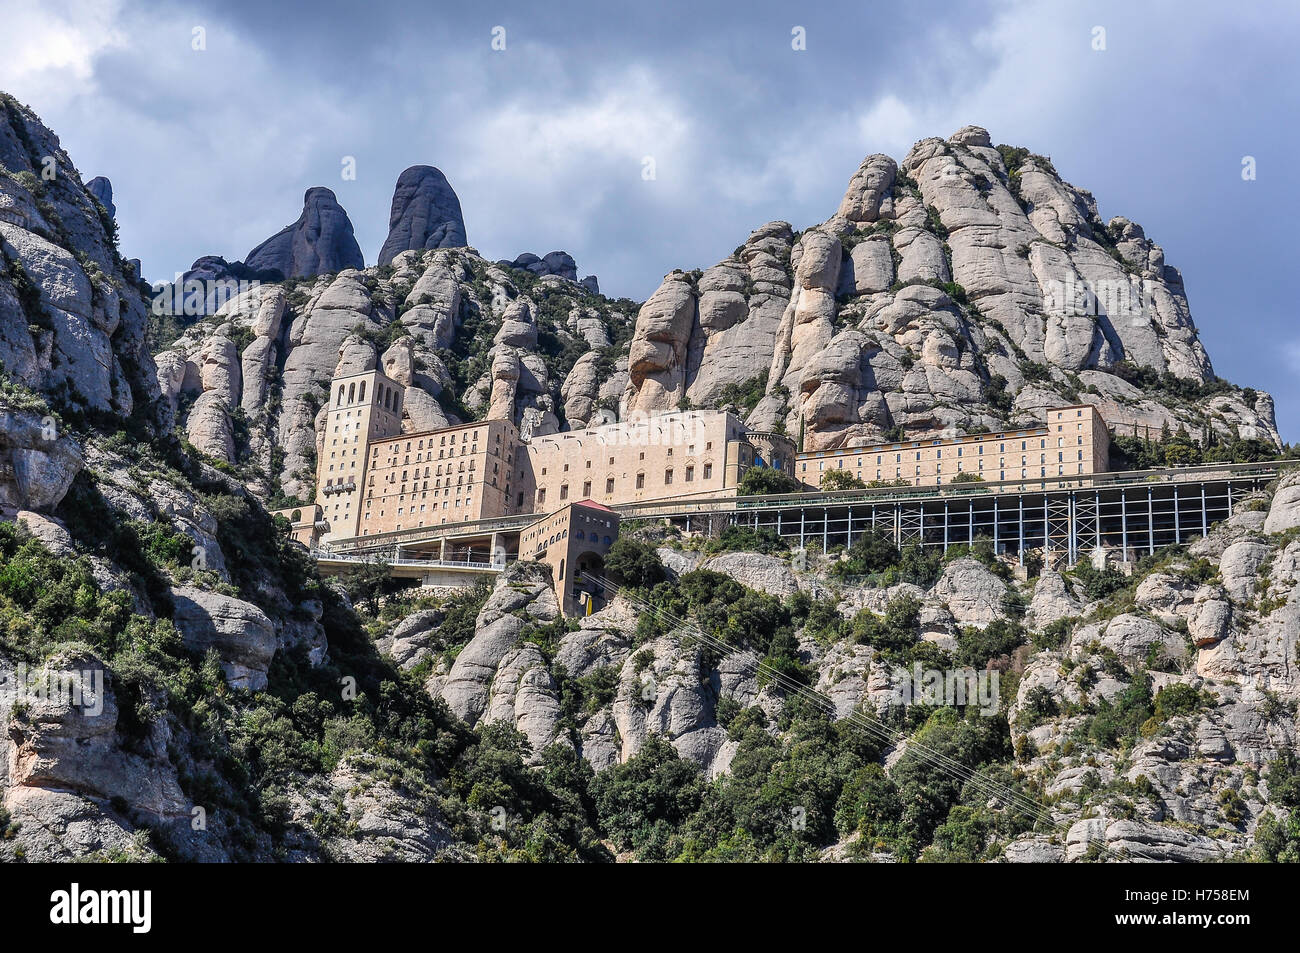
[170,586,277,690]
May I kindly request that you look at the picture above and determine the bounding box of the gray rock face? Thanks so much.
[287,755,453,862]
[377,165,467,265]
[0,650,186,861]
[703,551,799,599]
[171,586,278,690]
[929,557,1007,628]
[1264,470,1300,534]
[0,405,83,515]
[622,124,1275,451]
[428,563,558,726]
[0,98,164,429]
[244,187,364,280]
[85,176,114,218]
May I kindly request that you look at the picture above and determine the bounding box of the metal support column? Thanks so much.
[1200,485,1208,539]
[1121,489,1128,562]
[847,508,853,549]
[1147,488,1155,555]
[1095,490,1102,551]
[1044,497,1051,553]
[1173,485,1181,545]
[993,497,999,553]
[968,500,974,545]
[943,502,949,551]
[894,503,901,547]
[1067,493,1076,565]
[800,509,805,549]
[1018,495,1024,556]
[823,508,829,552]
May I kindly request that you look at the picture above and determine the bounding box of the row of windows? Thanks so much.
[536,463,714,505]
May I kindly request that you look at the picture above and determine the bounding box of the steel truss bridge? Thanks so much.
[315,461,1288,569]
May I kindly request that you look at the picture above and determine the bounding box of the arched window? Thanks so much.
[558,558,565,580]
[347,382,356,403]
[337,385,345,406]
[358,380,366,402]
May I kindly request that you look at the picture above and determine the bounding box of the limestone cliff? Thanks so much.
[623,126,1277,452]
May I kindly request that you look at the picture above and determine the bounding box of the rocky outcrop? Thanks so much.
[500,250,599,294]
[244,187,364,280]
[85,176,114,219]
[427,563,559,731]
[0,97,164,429]
[623,124,1277,450]
[1,650,187,862]
[0,405,83,515]
[171,586,278,689]
[377,165,467,265]
[624,222,795,416]
[703,551,799,599]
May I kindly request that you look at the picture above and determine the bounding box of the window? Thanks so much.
[703,463,713,480]
[664,469,674,485]
[583,481,591,496]
[560,484,569,501]
[636,473,645,489]
[606,477,615,494]
[685,465,695,482]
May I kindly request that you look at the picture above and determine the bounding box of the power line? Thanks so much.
[578,570,1197,864]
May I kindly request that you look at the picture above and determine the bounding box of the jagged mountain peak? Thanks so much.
[623,124,1276,451]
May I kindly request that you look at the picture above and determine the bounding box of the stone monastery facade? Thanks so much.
[311,366,1109,546]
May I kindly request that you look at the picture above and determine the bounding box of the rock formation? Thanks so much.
[499,250,599,294]
[377,165,467,265]
[244,186,365,279]
[85,175,114,218]
[623,125,1277,452]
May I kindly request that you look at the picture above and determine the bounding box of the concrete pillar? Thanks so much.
[968,499,974,546]
[943,502,949,551]
[1200,485,1208,538]
[800,509,805,549]
[846,508,853,549]
[993,497,999,553]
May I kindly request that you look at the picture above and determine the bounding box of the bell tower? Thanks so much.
[317,367,403,543]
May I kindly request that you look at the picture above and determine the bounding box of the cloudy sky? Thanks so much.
[3,0,1300,437]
